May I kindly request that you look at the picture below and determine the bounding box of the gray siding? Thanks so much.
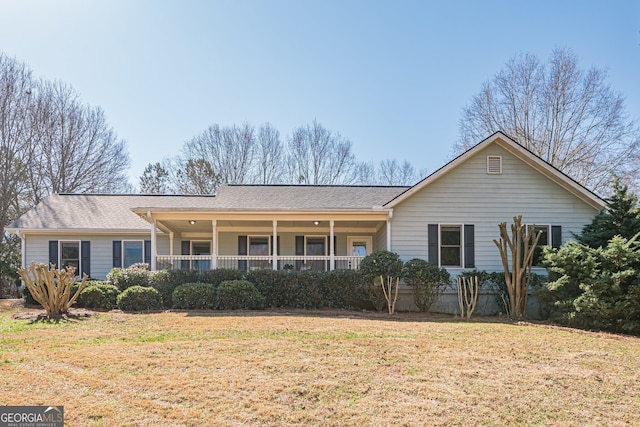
[390,144,599,276]
[24,233,168,280]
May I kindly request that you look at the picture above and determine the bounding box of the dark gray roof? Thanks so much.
[8,185,408,231]
[215,185,408,210]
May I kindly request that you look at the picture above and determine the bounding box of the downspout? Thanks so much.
[272,220,278,271]
[150,219,157,271]
[330,220,335,271]
[212,219,217,270]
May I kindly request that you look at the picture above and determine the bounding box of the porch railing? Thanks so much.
[155,255,364,271]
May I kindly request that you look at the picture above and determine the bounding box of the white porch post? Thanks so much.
[272,220,278,270]
[386,219,391,251]
[169,231,174,256]
[330,220,335,271]
[151,219,157,271]
[211,219,217,269]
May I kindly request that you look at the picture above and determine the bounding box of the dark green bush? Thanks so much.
[77,282,120,310]
[116,285,162,312]
[148,269,201,308]
[246,269,295,308]
[403,259,451,312]
[216,280,266,310]
[172,282,216,310]
[107,266,150,291]
[319,269,367,309]
[199,269,243,286]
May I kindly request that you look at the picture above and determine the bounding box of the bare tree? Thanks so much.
[31,81,130,200]
[0,53,34,237]
[174,158,221,194]
[287,120,357,185]
[183,122,256,185]
[255,122,284,184]
[455,48,640,194]
[378,159,422,186]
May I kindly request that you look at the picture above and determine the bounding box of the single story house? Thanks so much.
[7,132,605,312]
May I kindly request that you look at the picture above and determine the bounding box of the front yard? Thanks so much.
[1,306,639,426]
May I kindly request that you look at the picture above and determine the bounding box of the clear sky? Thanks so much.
[1,0,639,185]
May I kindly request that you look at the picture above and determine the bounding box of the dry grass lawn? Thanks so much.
[1,303,639,426]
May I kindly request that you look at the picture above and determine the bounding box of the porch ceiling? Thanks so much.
[157,218,384,235]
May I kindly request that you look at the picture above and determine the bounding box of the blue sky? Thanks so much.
[1,0,639,184]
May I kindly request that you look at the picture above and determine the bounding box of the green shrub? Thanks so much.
[246,270,294,308]
[116,286,162,311]
[172,282,216,310]
[216,280,265,310]
[199,269,243,286]
[77,282,120,310]
[107,266,150,291]
[319,269,367,309]
[403,259,451,312]
[359,251,404,313]
[148,269,201,308]
[293,271,323,309]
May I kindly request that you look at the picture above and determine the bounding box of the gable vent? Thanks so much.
[487,156,502,174]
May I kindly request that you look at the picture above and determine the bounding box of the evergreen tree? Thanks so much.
[575,178,640,248]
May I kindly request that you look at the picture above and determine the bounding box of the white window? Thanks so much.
[440,225,462,267]
[122,240,144,268]
[59,241,80,271]
[347,236,372,257]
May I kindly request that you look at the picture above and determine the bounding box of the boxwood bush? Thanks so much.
[172,282,217,310]
[76,282,120,310]
[199,269,244,286]
[216,280,265,310]
[107,266,150,291]
[148,269,201,308]
[116,285,162,311]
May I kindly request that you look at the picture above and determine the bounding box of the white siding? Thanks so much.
[390,144,600,275]
[23,233,168,280]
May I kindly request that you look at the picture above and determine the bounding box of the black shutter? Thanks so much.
[144,240,151,265]
[295,235,304,270]
[464,225,475,268]
[81,241,91,278]
[551,225,562,248]
[181,240,191,270]
[49,240,59,267]
[112,241,122,268]
[238,236,247,272]
[428,224,438,265]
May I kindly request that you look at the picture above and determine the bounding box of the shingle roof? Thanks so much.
[8,185,408,231]
[8,194,218,231]
[214,185,408,210]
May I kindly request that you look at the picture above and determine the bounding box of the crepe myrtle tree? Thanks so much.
[359,250,403,314]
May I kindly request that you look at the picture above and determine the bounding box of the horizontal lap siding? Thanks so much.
[24,234,167,280]
[391,145,599,272]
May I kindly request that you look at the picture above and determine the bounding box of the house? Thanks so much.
[7,132,605,312]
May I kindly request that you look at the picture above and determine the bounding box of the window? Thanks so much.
[305,236,327,271]
[249,236,270,256]
[440,226,462,267]
[123,241,143,268]
[248,236,270,270]
[529,225,549,266]
[60,241,80,270]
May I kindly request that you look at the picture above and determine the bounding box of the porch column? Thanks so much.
[330,220,335,271]
[151,219,157,271]
[386,220,391,251]
[169,231,174,256]
[272,220,278,270]
[211,219,217,270]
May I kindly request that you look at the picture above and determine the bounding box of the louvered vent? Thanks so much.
[487,156,502,174]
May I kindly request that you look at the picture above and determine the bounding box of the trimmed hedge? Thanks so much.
[117,286,162,311]
[76,282,120,310]
[199,269,244,286]
[107,266,149,291]
[172,282,217,310]
[149,269,201,308]
[216,280,266,310]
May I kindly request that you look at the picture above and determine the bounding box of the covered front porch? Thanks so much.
[141,210,392,272]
